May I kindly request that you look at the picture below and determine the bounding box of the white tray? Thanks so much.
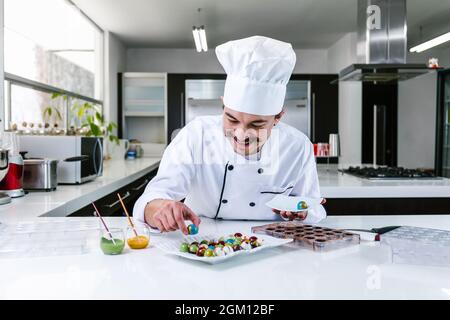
[155,234,293,264]
[265,195,322,212]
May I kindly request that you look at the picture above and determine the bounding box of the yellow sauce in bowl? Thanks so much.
[127,235,149,249]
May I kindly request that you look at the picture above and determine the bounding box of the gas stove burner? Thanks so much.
[342,166,440,180]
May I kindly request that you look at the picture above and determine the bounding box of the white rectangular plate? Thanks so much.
[265,195,322,212]
[155,234,293,264]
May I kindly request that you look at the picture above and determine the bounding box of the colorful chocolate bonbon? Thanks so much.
[179,233,264,258]
[297,201,308,210]
[187,224,199,235]
[180,242,190,253]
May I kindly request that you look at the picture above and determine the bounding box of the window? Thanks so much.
[3,0,103,131]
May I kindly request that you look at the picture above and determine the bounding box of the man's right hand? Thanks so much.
[144,199,201,235]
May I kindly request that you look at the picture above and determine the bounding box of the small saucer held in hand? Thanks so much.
[265,195,323,213]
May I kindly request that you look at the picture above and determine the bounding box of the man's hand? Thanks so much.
[144,199,201,235]
[272,209,308,221]
[272,198,327,221]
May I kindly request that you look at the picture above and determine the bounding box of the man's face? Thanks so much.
[222,106,283,156]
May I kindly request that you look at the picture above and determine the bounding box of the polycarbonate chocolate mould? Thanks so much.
[251,222,360,252]
[380,226,450,268]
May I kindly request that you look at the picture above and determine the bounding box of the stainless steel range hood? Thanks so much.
[338,0,434,83]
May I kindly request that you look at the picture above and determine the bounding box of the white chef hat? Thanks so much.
[216,36,296,116]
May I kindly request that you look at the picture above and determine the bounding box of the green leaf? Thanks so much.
[51,92,61,99]
[55,109,62,120]
[43,107,51,118]
[89,122,102,136]
[78,106,85,118]
[95,112,103,123]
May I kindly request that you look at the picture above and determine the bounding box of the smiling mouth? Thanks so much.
[233,136,255,147]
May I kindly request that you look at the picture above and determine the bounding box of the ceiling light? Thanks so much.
[199,26,208,52]
[192,26,208,52]
[192,27,202,52]
[410,32,450,53]
[192,8,207,53]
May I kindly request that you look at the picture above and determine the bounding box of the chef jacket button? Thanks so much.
[258,168,264,174]
[249,202,256,207]
[228,165,234,171]
[222,199,228,204]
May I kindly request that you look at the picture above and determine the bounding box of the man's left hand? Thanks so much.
[271,198,327,221]
[272,209,307,221]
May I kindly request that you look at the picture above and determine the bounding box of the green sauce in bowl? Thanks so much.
[100,237,125,255]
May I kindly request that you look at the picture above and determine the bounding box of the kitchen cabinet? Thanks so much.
[361,83,398,167]
[436,69,450,177]
[69,168,157,217]
[290,74,339,144]
[118,73,168,156]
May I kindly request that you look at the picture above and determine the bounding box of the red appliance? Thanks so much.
[0,154,25,198]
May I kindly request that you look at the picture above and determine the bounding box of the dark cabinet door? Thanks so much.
[361,83,398,167]
[69,169,157,217]
[309,75,339,144]
[290,74,339,163]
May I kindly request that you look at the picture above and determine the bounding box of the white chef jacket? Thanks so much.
[133,115,326,224]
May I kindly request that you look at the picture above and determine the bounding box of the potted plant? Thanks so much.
[43,92,65,134]
[48,93,120,159]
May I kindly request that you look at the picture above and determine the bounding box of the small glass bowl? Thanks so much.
[126,223,150,249]
[99,228,125,255]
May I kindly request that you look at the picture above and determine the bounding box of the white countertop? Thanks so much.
[318,165,450,198]
[0,158,160,222]
[1,215,450,300]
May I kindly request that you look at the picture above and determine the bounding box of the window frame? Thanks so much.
[1,0,105,131]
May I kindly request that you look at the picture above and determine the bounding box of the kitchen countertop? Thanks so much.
[317,165,450,198]
[1,215,450,300]
[0,158,160,222]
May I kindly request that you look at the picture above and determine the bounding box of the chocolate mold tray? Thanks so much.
[380,226,450,268]
[251,222,360,252]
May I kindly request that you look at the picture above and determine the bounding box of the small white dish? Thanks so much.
[154,234,292,264]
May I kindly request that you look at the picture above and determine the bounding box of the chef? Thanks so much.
[133,36,326,234]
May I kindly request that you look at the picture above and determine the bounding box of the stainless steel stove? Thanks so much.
[341,166,441,180]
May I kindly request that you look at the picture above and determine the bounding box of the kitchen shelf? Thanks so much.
[120,72,168,148]
[124,99,164,105]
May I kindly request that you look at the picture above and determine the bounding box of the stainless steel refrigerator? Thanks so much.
[184,79,311,138]
[436,69,450,177]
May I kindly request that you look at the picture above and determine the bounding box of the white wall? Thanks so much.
[327,32,363,165]
[398,72,437,169]
[104,32,127,131]
[406,47,450,67]
[396,46,450,169]
[126,48,329,74]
